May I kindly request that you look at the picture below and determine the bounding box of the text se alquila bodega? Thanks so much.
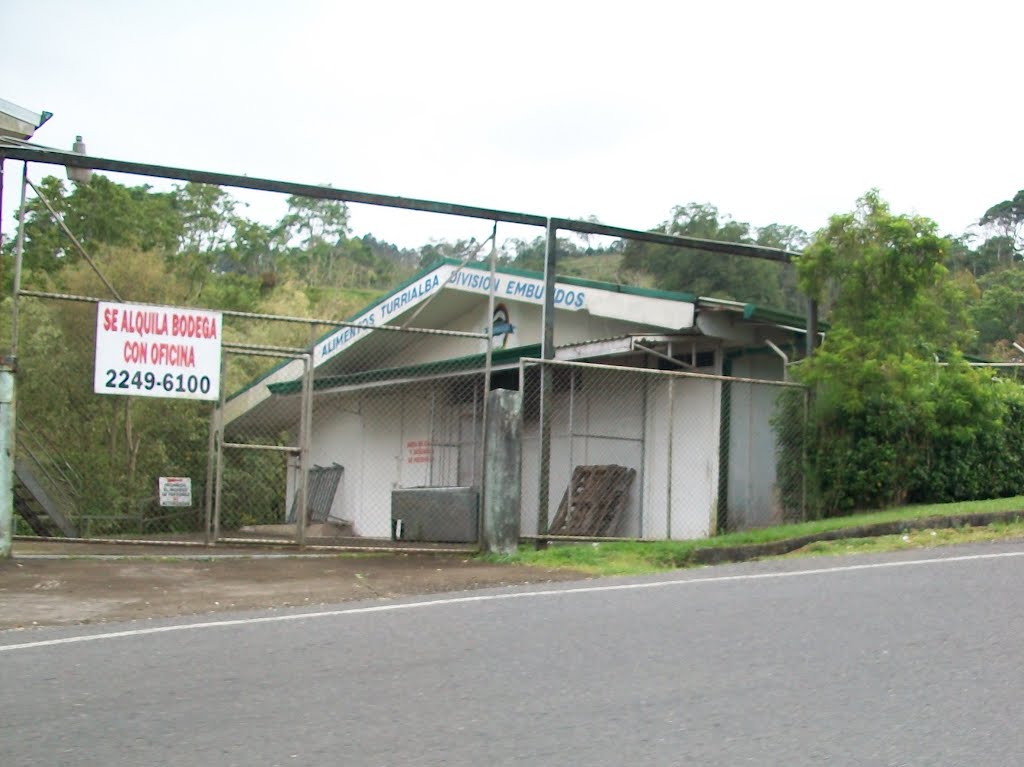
[102,306,219,369]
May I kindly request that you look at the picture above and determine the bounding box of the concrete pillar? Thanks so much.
[482,389,522,554]
[0,366,15,558]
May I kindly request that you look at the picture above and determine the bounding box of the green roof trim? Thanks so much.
[740,302,830,332]
[267,343,542,395]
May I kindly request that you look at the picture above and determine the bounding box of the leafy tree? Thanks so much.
[275,194,395,287]
[971,267,1024,351]
[278,193,350,247]
[797,190,970,354]
[11,175,180,277]
[501,235,585,272]
[171,182,238,299]
[417,238,488,269]
[793,191,1023,514]
[979,190,1024,262]
[359,234,420,270]
[620,203,791,308]
[756,223,809,313]
[223,218,284,281]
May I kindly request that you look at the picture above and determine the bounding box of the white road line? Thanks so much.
[3,549,1023,653]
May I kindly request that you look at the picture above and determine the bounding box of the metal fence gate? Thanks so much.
[215,322,493,548]
[11,291,496,550]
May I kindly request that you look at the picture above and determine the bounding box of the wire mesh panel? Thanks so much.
[717,379,807,532]
[305,367,487,543]
[523,359,807,541]
[217,441,290,535]
[217,321,493,545]
[13,298,213,540]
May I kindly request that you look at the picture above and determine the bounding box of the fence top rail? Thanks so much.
[17,289,488,340]
[519,356,809,389]
[2,142,798,263]
[223,342,308,357]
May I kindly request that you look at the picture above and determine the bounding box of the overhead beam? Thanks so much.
[0,143,798,263]
[549,217,796,263]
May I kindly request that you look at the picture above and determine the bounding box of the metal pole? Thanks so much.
[535,219,557,547]
[296,352,314,547]
[0,159,5,293]
[428,387,437,485]
[666,375,675,540]
[638,374,648,538]
[11,163,28,360]
[212,354,228,541]
[567,364,575,524]
[806,299,819,356]
[203,387,221,546]
[0,366,14,557]
[802,387,809,521]
[477,223,498,546]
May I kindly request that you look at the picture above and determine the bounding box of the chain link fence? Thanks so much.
[13,292,497,547]
[13,292,807,548]
[216,320,493,546]
[521,358,808,540]
[13,296,213,540]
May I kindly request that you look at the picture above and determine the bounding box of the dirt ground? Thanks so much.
[0,541,587,631]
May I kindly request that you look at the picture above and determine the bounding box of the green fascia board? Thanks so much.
[739,302,831,332]
[741,303,807,329]
[268,343,543,395]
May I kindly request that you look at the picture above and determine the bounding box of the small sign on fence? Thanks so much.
[94,301,222,401]
[159,477,193,507]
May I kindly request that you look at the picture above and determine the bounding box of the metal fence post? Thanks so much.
[212,355,228,542]
[802,387,809,521]
[295,352,314,546]
[666,375,675,540]
[203,388,221,546]
[481,389,522,554]
[478,223,498,544]
[0,366,14,558]
[11,163,28,360]
[535,219,557,548]
[806,299,819,357]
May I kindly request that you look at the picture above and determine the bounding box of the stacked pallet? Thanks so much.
[549,464,636,536]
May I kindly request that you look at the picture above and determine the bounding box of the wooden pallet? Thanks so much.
[549,465,636,536]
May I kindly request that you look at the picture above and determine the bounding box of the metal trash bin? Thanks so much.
[391,486,479,543]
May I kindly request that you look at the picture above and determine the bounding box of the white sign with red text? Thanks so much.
[94,302,222,401]
[159,477,193,507]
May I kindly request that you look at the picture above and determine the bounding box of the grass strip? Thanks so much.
[494,496,1024,576]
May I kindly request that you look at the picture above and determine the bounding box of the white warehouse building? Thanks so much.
[224,259,809,541]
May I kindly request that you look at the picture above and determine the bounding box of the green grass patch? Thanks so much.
[788,520,1024,558]
[489,496,1024,576]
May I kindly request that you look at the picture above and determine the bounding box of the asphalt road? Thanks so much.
[3,542,1024,766]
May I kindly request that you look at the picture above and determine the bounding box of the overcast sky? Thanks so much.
[3,0,1021,250]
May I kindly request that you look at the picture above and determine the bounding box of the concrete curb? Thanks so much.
[690,510,1024,566]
